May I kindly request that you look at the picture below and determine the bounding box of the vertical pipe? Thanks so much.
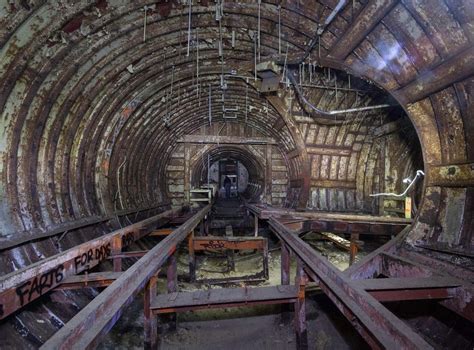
[257,0,261,61]
[186,0,192,56]
[278,5,281,55]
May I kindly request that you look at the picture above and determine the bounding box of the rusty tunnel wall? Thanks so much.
[0,0,472,334]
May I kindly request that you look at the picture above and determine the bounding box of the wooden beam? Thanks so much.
[352,276,461,291]
[393,46,474,104]
[306,145,352,156]
[177,135,277,145]
[40,205,211,350]
[192,236,267,251]
[328,0,398,60]
[0,208,176,321]
[150,285,298,314]
[56,272,123,290]
[310,179,356,189]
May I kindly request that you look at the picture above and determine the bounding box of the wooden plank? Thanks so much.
[0,208,177,321]
[149,228,174,237]
[306,145,352,156]
[352,276,461,291]
[40,205,211,350]
[311,179,356,189]
[177,135,277,145]
[151,285,298,313]
[193,236,266,251]
[56,272,123,290]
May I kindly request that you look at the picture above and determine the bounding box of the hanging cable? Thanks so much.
[278,4,281,55]
[208,84,212,125]
[370,170,425,197]
[186,0,192,56]
[257,0,261,61]
[286,70,392,117]
[143,6,148,42]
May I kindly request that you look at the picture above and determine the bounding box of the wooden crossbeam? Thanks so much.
[177,135,277,145]
[149,228,175,237]
[56,272,123,290]
[0,208,177,321]
[353,277,461,302]
[150,285,298,314]
[353,276,461,290]
[40,205,211,350]
[107,250,149,259]
[192,236,266,251]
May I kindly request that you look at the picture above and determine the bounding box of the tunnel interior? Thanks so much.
[0,0,473,349]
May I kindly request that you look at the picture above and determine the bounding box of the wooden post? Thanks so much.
[188,231,196,282]
[112,236,122,272]
[263,238,269,279]
[167,253,177,293]
[349,233,359,266]
[295,258,308,349]
[167,252,178,331]
[144,275,158,350]
[281,243,290,285]
[254,214,259,237]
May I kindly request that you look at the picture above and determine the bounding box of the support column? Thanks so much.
[281,243,290,285]
[144,275,158,350]
[167,253,177,293]
[112,236,122,272]
[167,252,178,331]
[349,233,359,266]
[295,258,308,349]
[188,231,196,282]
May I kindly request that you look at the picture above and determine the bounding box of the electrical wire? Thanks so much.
[370,170,425,197]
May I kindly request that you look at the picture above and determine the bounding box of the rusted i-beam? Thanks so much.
[40,204,211,350]
[0,207,177,320]
[269,218,433,349]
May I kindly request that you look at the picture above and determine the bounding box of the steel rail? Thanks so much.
[41,204,211,350]
[0,206,177,321]
[269,217,433,349]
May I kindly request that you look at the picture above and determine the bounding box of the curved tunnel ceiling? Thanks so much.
[0,0,472,258]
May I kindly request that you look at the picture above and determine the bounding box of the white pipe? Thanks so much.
[370,170,425,197]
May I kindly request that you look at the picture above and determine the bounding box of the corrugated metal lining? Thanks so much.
[0,0,472,346]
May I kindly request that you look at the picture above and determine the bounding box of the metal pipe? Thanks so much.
[318,0,348,35]
[287,71,392,117]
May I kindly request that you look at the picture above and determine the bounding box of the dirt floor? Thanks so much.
[97,230,378,349]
